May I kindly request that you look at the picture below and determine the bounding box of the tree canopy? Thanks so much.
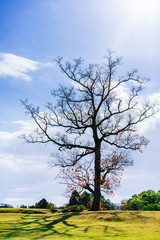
[123,190,160,211]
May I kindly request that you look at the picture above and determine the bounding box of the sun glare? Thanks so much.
[112,0,160,52]
[128,0,159,23]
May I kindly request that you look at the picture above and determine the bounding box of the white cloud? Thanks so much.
[0,119,67,207]
[3,198,35,207]
[149,92,160,105]
[0,53,53,81]
[3,195,68,208]
[110,81,160,135]
[137,112,160,135]
[136,92,160,134]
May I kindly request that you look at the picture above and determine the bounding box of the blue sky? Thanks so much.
[0,0,160,207]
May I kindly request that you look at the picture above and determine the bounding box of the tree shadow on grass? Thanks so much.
[1,212,80,239]
[1,211,148,239]
[95,210,152,222]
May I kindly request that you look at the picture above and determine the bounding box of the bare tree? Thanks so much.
[21,51,158,211]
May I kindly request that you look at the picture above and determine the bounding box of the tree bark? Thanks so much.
[92,145,101,211]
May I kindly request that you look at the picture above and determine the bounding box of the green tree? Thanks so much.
[69,190,80,206]
[127,199,143,210]
[35,198,48,209]
[47,202,57,210]
[22,51,158,210]
[100,196,116,210]
[125,190,160,211]
[80,191,92,208]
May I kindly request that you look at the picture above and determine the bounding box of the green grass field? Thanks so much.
[0,209,160,239]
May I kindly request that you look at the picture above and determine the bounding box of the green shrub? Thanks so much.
[62,205,87,212]
[28,205,35,209]
[20,205,27,208]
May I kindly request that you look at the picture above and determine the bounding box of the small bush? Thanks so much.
[62,205,87,212]
[20,205,27,208]
[28,205,35,209]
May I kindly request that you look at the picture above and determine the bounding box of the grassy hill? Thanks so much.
[0,209,160,239]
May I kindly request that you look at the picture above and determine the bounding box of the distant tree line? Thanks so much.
[7,189,160,211]
[21,198,57,211]
[19,191,116,211]
[0,203,13,208]
[121,190,160,211]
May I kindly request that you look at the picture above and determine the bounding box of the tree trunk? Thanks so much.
[92,145,101,211]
